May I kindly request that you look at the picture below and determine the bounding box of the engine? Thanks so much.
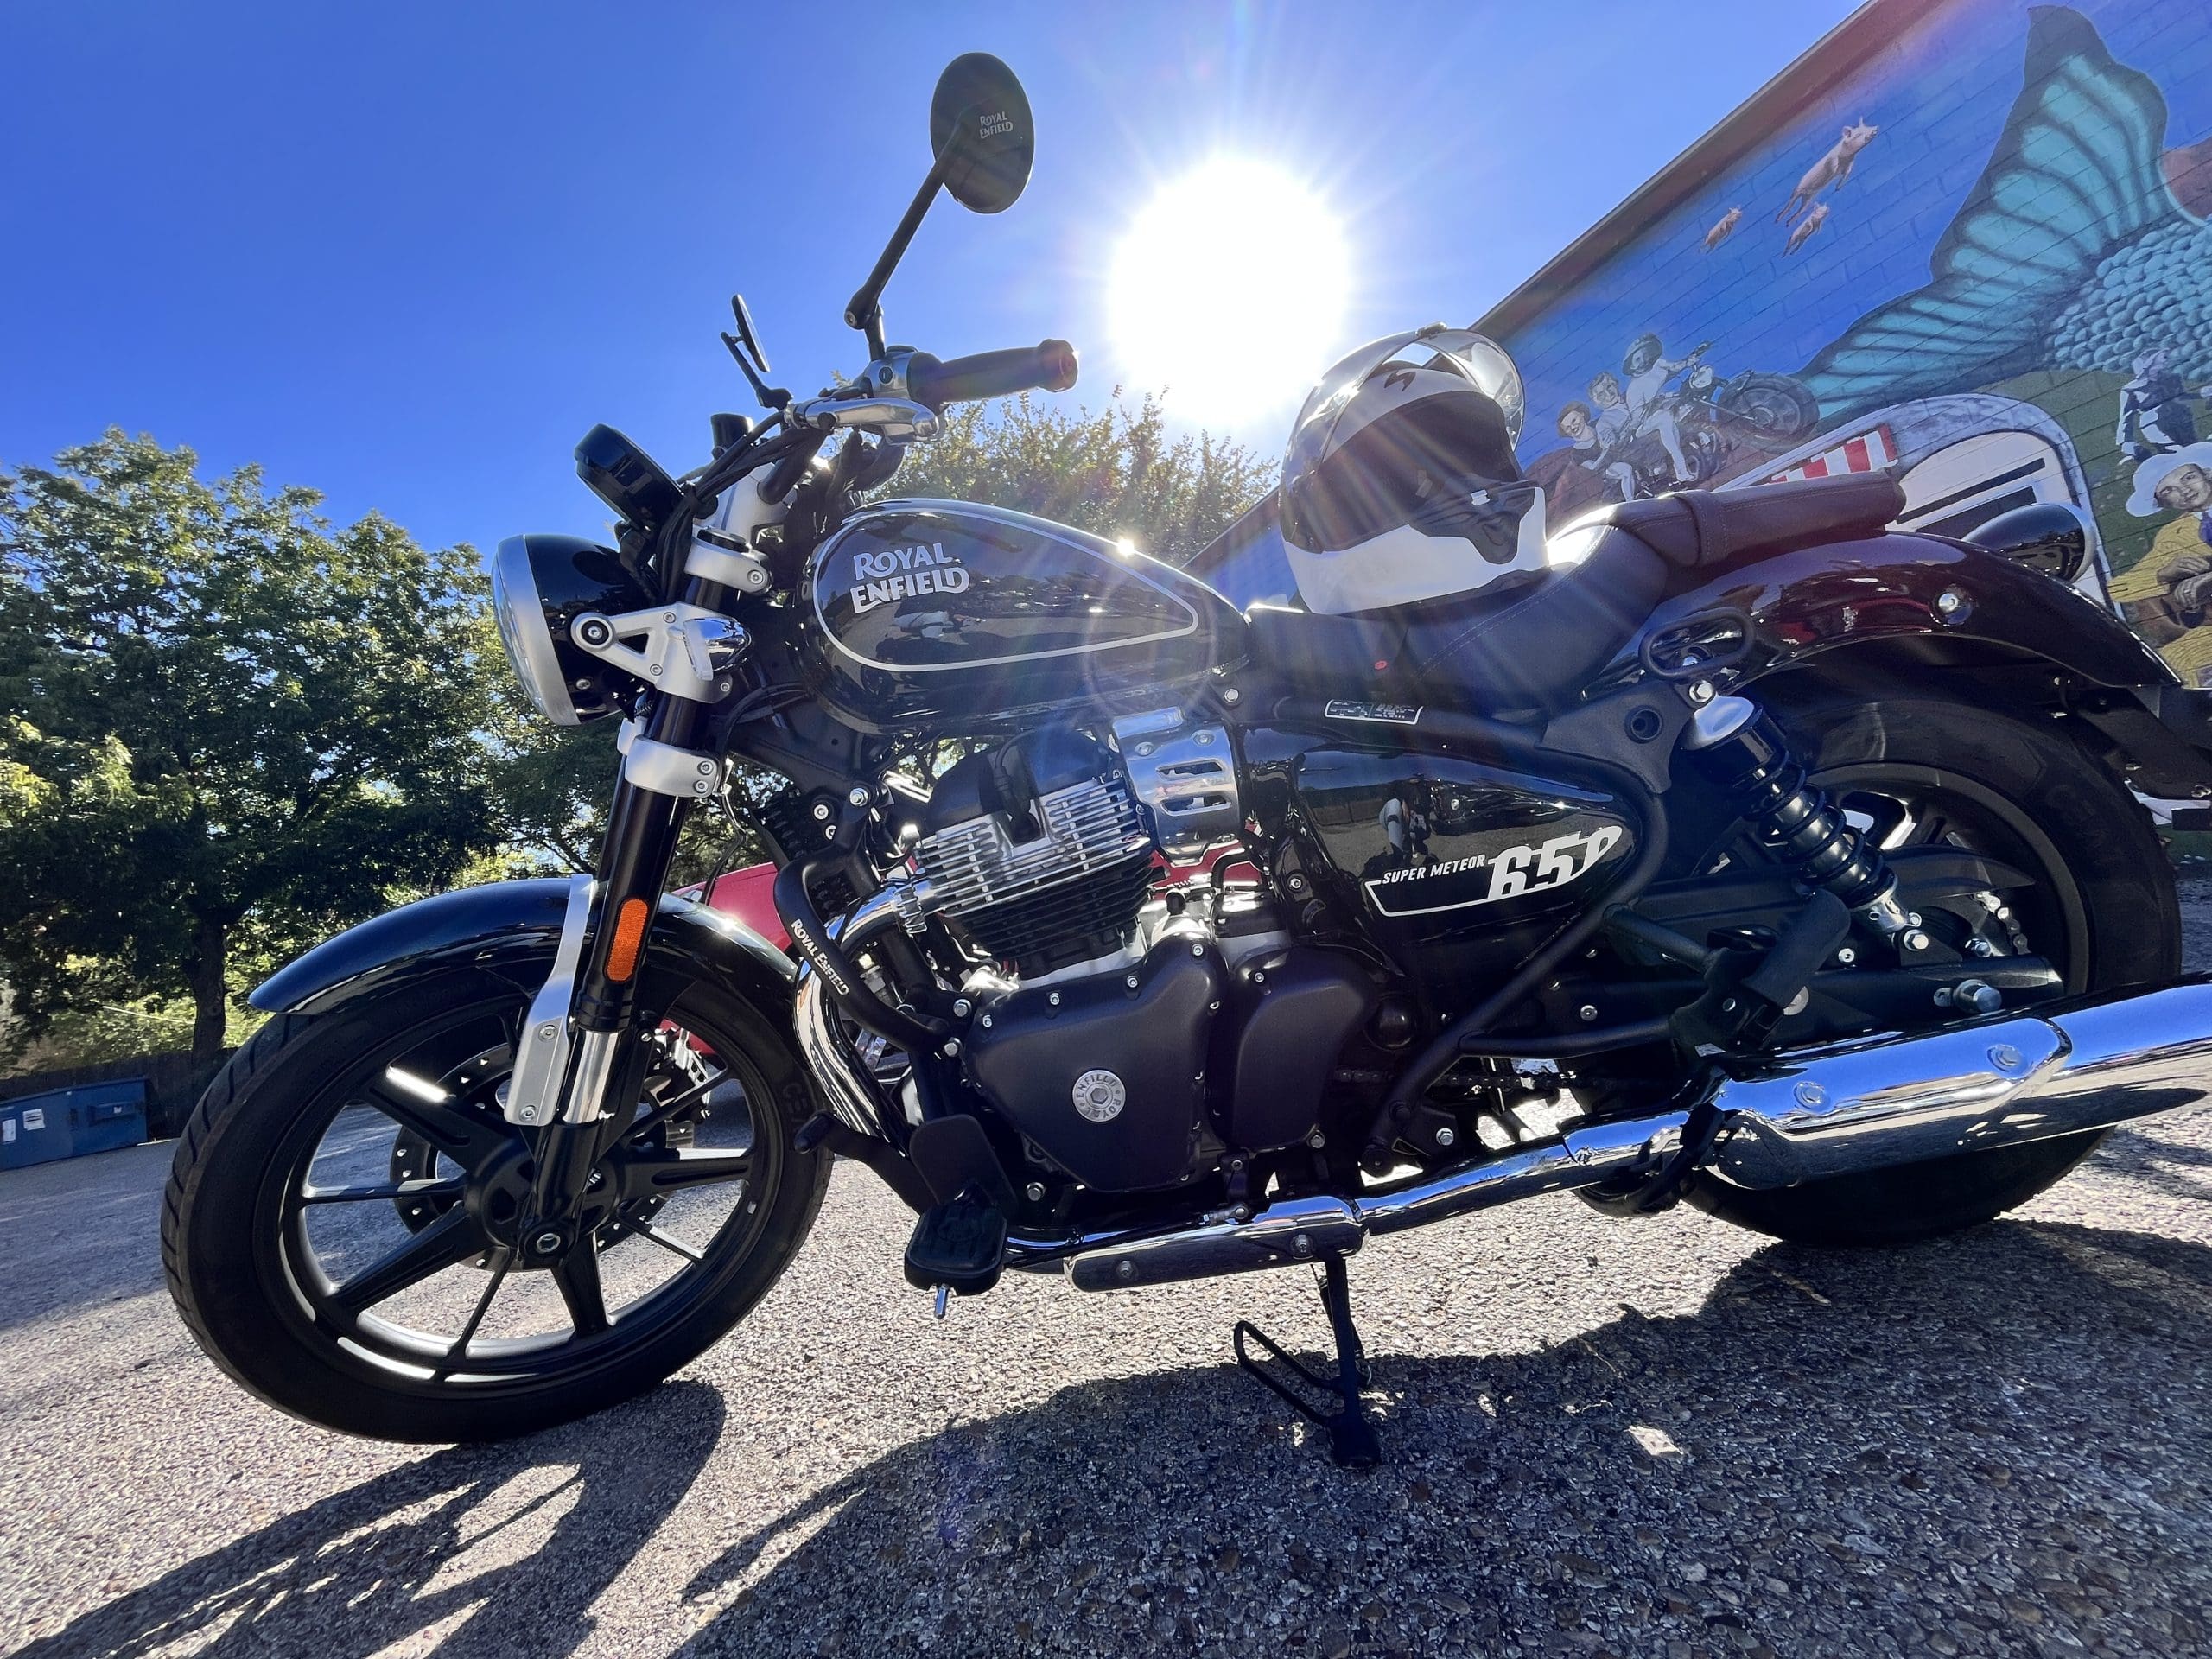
[896,720,1376,1194]
[912,726,1160,977]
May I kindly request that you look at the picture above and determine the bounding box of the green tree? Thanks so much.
[0,431,503,1065]
[887,392,1273,566]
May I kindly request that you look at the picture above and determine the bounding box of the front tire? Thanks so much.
[1683,694,2179,1247]
[162,962,829,1441]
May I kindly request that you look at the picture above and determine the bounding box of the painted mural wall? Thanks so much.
[1497,0,2212,684]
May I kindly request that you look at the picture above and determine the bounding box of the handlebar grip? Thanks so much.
[907,340,1078,408]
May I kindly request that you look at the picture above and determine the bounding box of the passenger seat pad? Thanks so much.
[1606,472,1905,571]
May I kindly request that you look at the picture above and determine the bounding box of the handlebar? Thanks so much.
[906,339,1077,409]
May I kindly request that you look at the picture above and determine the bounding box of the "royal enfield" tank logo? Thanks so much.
[849,542,971,613]
[1365,824,1624,916]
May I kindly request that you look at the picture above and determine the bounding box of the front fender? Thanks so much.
[1611,531,2177,691]
[250,879,795,1017]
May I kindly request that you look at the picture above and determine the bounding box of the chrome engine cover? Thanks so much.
[912,772,1151,913]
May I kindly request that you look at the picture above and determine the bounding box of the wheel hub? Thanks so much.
[461,1141,626,1266]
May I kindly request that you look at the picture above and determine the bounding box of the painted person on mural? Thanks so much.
[1621,333,1708,483]
[2129,446,2212,640]
[1557,397,1639,502]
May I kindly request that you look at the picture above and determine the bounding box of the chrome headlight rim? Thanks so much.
[492,536,583,726]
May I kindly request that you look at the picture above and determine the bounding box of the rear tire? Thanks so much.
[1682,695,2178,1248]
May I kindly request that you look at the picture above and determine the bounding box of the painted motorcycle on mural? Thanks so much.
[162,54,2212,1465]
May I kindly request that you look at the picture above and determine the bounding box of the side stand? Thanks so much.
[1232,1254,1383,1466]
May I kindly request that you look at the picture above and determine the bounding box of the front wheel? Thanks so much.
[162,962,829,1441]
[1682,695,2180,1248]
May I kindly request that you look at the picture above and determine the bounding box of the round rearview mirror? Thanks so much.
[931,53,1033,214]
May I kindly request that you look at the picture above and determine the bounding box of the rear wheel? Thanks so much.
[162,962,829,1441]
[1682,695,2179,1247]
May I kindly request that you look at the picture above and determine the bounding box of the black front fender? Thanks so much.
[251,879,795,1017]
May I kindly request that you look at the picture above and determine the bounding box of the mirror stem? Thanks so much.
[845,148,953,350]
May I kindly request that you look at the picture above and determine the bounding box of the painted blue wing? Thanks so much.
[1798,5,2178,424]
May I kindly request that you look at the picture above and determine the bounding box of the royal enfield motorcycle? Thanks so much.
[166,55,2212,1463]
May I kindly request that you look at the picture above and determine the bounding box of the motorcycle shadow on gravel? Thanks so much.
[682,1220,2212,1658]
[16,1381,727,1659]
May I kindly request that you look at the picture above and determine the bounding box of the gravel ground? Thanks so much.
[5,891,2212,1657]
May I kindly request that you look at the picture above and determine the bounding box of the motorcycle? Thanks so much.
[165,55,2212,1465]
[1609,353,1821,499]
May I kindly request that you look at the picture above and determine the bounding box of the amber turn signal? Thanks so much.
[605,896,652,983]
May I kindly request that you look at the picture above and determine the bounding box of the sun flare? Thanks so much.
[1108,157,1351,431]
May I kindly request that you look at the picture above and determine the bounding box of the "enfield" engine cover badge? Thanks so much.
[1072,1069,1128,1122]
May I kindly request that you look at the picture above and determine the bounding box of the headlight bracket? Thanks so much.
[569,604,747,705]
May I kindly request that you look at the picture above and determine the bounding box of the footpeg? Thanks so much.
[904,1185,1007,1303]
[1233,1255,1382,1465]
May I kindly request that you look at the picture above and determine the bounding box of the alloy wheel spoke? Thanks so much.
[330,1207,484,1315]
[431,1255,512,1381]
[359,1075,505,1162]
[302,1176,466,1205]
[630,1223,705,1265]
[625,1070,726,1146]
[614,1147,752,1202]
[551,1242,610,1337]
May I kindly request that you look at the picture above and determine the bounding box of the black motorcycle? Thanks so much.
[166,55,2212,1464]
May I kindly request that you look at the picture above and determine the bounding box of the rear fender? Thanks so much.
[1611,531,2171,689]
[1611,532,2212,796]
[250,879,795,1018]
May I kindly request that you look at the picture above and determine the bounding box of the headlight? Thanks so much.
[490,534,651,724]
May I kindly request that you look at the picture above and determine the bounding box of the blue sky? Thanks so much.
[2,0,1856,555]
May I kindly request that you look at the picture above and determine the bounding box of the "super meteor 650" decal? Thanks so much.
[1363,825,1624,917]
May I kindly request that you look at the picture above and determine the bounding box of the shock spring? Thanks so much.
[1684,697,1912,938]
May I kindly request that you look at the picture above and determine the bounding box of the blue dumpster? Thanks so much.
[71,1078,150,1156]
[0,1077,149,1169]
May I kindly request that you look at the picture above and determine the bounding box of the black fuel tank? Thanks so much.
[804,499,1244,729]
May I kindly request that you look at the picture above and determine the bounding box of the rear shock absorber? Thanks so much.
[1682,696,1914,940]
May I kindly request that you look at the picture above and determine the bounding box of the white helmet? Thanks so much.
[1280,326,1544,616]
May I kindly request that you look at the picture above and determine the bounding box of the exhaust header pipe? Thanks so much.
[1065,976,2212,1293]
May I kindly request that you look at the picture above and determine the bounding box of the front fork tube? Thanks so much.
[525,585,729,1241]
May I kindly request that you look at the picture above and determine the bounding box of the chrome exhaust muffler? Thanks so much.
[1700,976,2212,1190]
[1065,976,2212,1292]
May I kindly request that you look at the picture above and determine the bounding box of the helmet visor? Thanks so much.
[1283,327,1526,493]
